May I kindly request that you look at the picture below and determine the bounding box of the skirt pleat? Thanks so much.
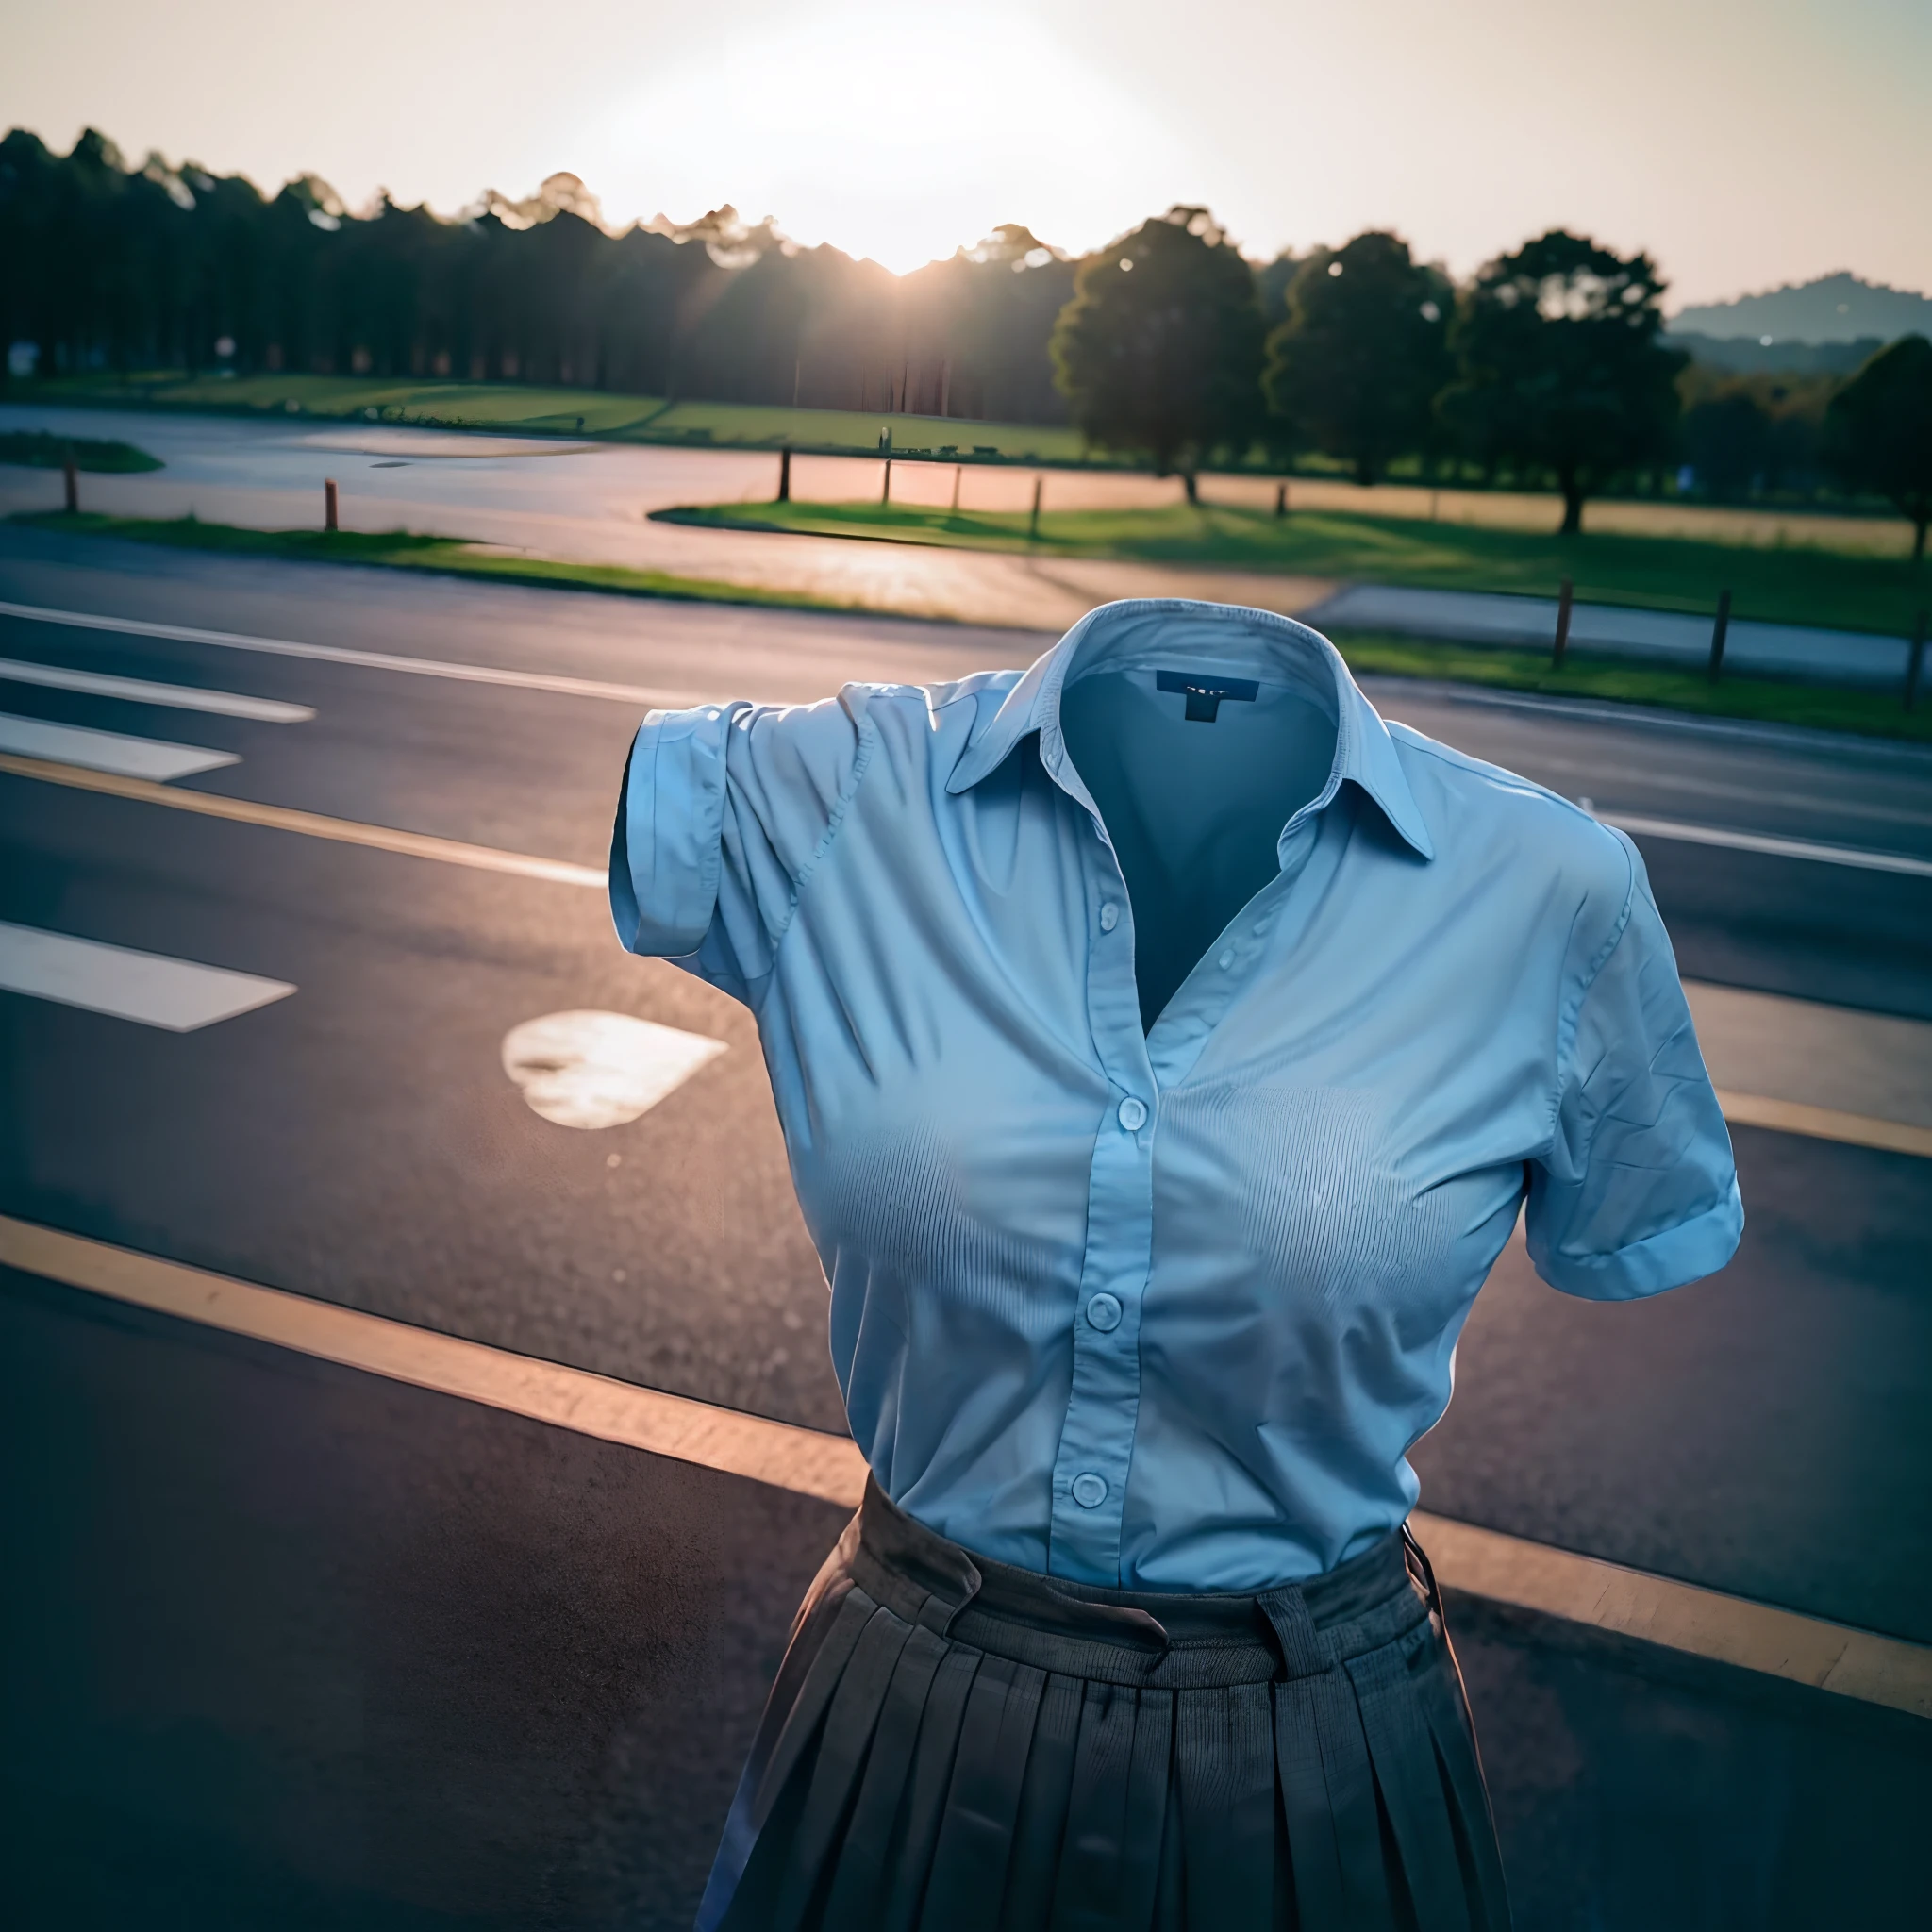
[770,1604,917,1931]
[1346,1634,1472,1932]
[920,1656,1048,1929]
[879,1645,984,1932]
[1417,1662,1511,1932]
[1174,1684,1275,1926]
[700,1483,1510,1932]
[1274,1678,1348,1926]
[821,1625,951,1928]
[1310,1668,1398,1932]
[708,1580,874,1932]
[998,1673,1085,1930]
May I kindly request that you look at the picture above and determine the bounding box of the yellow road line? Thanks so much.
[1410,1511,1930,1716]
[0,1214,862,1507]
[7,752,1929,1159]
[0,751,605,890]
[5,1210,1927,1721]
[1714,1088,1932,1160]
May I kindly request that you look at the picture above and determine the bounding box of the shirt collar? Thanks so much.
[945,598,1435,861]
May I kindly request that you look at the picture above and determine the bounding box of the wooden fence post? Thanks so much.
[1907,608,1928,713]
[1707,589,1732,680]
[777,445,791,504]
[881,459,892,507]
[1553,577,1574,669]
[325,478,339,533]
[1028,474,1042,543]
[1274,482,1288,519]
[63,453,78,514]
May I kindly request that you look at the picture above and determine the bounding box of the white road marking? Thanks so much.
[0,657,314,722]
[0,752,606,887]
[502,1009,726,1128]
[0,713,238,780]
[1607,812,1932,879]
[0,923,294,1030]
[0,598,711,709]
[3,1210,1926,1720]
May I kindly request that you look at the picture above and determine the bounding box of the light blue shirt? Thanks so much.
[610,600,1742,1590]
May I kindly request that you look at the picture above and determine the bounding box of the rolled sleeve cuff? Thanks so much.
[1530,1179,1744,1302]
[608,705,732,957]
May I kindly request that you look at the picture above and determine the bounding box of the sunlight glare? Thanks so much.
[585,4,1204,271]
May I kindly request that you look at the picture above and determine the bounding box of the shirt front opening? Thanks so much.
[1060,656,1339,1029]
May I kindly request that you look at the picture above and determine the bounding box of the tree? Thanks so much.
[1680,391,1771,501]
[1825,334,1932,564]
[1049,207,1264,496]
[1440,230,1684,534]
[1262,232,1451,485]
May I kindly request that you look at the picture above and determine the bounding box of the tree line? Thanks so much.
[3,128,1926,554]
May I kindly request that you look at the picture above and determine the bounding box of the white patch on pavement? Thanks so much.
[0,712,239,780]
[501,1009,726,1129]
[0,923,295,1030]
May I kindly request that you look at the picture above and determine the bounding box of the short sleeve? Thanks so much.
[1525,845,1743,1300]
[608,693,867,1006]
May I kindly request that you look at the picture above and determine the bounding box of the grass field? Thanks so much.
[22,510,1929,742]
[12,373,1093,466]
[663,500,1928,637]
[19,512,860,616]
[0,429,161,473]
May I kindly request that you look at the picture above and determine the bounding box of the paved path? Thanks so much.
[1309,582,1921,690]
[8,406,1918,688]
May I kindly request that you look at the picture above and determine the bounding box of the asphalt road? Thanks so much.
[4,525,1930,1924]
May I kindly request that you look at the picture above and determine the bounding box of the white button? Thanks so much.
[1071,1473,1108,1508]
[1099,903,1120,933]
[1217,949,1234,971]
[1117,1097,1147,1132]
[1087,1291,1123,1332]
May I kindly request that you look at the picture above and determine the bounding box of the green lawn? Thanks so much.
[0,429,161,473]
[663,500,1928,637]
[13,373,1093,465]
[18,513,865,616]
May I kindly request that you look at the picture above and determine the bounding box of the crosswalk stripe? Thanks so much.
[0,713,239,781]
[3,1211,1925,1720]
[0,923,295,1029]
[0,597,707,708]
[0,656,314,722]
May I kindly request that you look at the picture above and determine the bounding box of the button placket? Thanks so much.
[1048,826,1157,1583]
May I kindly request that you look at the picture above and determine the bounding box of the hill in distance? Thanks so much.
[1668,272,1931,344]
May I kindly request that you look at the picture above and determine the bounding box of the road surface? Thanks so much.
[3,525,1928,1927]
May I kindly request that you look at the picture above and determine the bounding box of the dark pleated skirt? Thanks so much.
[696,1480,1509,1932]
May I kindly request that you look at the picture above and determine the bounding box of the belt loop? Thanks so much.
[1257,1582,1329,1679]
[917,1556,982,1637]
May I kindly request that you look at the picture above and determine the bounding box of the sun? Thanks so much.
[585,5,1203,272]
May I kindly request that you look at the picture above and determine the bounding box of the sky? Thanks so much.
[8,0,1930,308]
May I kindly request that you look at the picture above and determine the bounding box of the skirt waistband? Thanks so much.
[845,1478,1431,1690]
